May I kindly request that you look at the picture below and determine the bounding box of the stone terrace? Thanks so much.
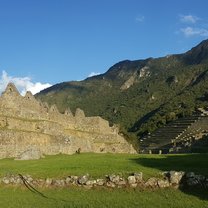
[140,115,208,153]
[0,83,136,159]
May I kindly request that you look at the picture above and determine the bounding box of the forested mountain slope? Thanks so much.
[36,39,208,142]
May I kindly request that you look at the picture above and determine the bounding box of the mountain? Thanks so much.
[36,39,208,146]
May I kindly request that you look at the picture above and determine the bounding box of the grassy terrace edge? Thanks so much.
[0,153,208,179]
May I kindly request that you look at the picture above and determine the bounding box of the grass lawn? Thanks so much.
[0,186,207,208]
[0,153,208,179]
[0,153,208,208]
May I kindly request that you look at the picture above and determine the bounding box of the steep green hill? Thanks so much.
[36,39,208,144]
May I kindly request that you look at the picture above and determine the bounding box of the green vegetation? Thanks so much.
[36,40,208,148]
[0,186,207,208]
[1,153,208,178]
[0,153,208,208]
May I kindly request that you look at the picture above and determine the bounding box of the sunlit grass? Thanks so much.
[0,186,207,208]
[0,153,208,207]
[0,153,207,179]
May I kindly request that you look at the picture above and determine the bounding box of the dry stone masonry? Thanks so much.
[0,83,136,159]
[140,113,208,153]
[1,171,207,190]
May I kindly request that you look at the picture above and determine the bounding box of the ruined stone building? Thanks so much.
[0,83,136,159]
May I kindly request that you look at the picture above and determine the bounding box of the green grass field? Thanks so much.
[0,153,208,208]
[0,186,207,208]
[1,153,208,178]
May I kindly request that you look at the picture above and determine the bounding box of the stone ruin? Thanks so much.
[0,83,136,159]
[140,112,208,154]
[1,170,207,190]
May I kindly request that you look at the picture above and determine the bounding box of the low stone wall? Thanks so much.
[1,171,207,190]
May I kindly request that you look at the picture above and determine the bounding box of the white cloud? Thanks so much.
[88,72,101,77]
[179,15,200,24]
[0,71,52,95]
[181,26,208,37]
[136,15,145,22]
[177,14,208,38]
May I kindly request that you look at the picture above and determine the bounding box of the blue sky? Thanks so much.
[0,0,208,94]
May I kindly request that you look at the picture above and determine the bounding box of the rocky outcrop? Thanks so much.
[0,83,137,159]
[120,71,137,90]
[120,66,150,91]
[139,66,150,78]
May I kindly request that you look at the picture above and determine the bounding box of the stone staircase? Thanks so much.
[139,115,208,153]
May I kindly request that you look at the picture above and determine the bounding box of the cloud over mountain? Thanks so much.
[178,14,208,38]
[0,71,52,95]
[181,27,208,37]
[88,72,101,77]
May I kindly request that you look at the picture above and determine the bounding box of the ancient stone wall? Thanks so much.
[0,83,136,159]
[1,171,207,190]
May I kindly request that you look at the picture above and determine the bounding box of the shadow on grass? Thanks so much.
[180,187,208,201]
[130,153,208,201]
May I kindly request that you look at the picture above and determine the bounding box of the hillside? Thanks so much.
[36,39,208,144]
